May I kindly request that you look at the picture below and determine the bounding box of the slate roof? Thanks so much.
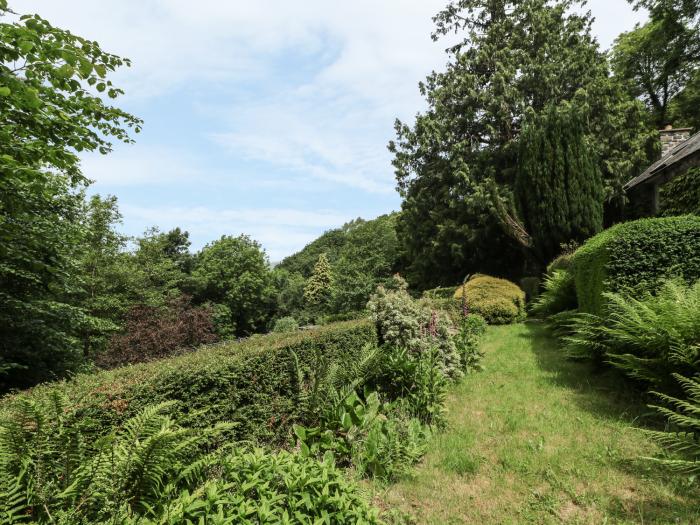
[624,130,700,190]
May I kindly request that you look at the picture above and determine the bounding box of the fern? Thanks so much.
[0,395,230,523]
[643,374,700,475]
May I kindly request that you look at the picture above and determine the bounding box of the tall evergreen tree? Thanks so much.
[516,101,603,265]
[303,253,334,315]
[391,0,655,288]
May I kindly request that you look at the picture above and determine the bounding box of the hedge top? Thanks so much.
[571,215,700,314]
[1,320,377,445]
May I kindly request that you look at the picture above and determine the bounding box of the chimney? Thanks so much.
[659,125,692,157]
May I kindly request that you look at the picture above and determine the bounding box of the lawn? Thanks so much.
[372,323,700,524]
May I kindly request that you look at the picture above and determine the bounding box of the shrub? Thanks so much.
[453,275,526,324]
[564,280,700,391]
[546,253,573,275]
[643,374,700,475]
[272,316,299,333]
[368,277,461,378]
[0,320,378,447]
[570,215,700,314]
[97,295,217,368]
[0,396,382,524]
[530,270,577,318]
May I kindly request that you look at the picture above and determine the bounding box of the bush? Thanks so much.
[97,295,217,369]
[0,396,383,524]
[546,253,573,275]
[368,276,461,378]
[271,316,299,333]
[564,280,700,392]
[530,270,577,318]
[0,320,378,447]
[453,275,526,324]
[570,215,700,314]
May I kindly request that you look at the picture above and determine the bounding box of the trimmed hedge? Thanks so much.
[453,275,526,324]
[1,320,377,446]
[571,216,700,314]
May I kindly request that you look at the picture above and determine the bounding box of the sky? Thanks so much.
[14,1,647,261]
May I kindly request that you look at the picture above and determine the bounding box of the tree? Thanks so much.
[611,2,700,127]
[193,235,273,337]
[74,195,130,357]
[515,101,603,265]
[303,253,334,316]
[0,2,140,388]
[390,0,655,287]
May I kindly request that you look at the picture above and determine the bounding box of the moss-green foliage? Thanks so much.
[453,275,526,324]
[660,167,700,217]
[271,316,299,333]
[644,374,700,475]
[0,321,377,447]
[516,101,604,264]
[546,253,572,275]
[530,270,577,318]
[0,397,383,524]
[571,215,700,314]
[564,280,700,393]
[368,276,461,378]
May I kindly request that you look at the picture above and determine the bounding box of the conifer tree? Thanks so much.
[516,101,603,265]
[304,253,334,313]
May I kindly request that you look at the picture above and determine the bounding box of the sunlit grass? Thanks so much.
[372,323,700,524]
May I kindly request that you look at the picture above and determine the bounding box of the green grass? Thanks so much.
[372,323,700,524]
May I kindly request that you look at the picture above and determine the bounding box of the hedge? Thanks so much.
[571,215,700,314]
[0,320,377,446]
[454,275,526,324]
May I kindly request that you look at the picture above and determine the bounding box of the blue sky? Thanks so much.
[16,1,646,261]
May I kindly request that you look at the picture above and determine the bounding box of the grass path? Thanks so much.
[372,323,700,524]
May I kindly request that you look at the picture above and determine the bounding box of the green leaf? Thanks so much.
[0,86,10,97]
[18,40,34,54]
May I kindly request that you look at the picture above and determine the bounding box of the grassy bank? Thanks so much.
[372,323,700,524]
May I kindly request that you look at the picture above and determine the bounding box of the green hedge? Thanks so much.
[1,320,377,446]
[453,275,526,324]
[571,216,700,314]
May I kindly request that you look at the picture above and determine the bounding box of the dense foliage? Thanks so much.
[193,235,274,337]
[0,285,487,522]
[0,397,383,524]
[611,0,700,127]
[564,280,700,390]
[660,167,700,216]
[390,0,657,288]
[454,275,526,324]
[0,3,140,388]
[516,101,603,265]
[570,215,700,314]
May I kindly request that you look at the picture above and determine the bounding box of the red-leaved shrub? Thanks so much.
[98,295,217,368]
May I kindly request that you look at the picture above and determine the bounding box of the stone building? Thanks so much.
[624,126,700,215]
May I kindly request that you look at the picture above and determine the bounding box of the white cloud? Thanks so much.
[80,145,205,186]
[11,0,647,258]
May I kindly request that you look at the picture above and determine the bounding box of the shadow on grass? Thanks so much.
[522,321,655,425]
[522,321,700,522]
